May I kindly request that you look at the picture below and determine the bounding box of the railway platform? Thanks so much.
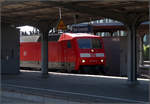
[1,70,149,104]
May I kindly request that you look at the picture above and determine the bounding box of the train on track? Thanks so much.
[20,33,106,74]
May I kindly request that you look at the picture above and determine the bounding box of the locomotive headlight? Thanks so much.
[82,60,86,63]
[100,59,104,63]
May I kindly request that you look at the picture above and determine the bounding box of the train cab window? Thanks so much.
[67,40,72,48]
[77,39,91,49]
[92,39,102,49]
[77,38,102,49]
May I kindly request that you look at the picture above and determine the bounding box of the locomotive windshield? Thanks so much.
[77,38,102,49]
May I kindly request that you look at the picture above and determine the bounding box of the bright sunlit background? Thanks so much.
[17,25,37,34]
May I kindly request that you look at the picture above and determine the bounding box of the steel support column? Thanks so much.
[41,30,49,77]
[38,22,51,78]
[127,24,138,82]
[139,35,144,65]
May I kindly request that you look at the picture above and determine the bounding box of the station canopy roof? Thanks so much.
[1,0,149,27]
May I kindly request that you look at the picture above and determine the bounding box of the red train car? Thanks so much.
[20,33,106,73]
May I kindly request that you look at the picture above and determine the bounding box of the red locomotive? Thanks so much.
[20,33,106,73]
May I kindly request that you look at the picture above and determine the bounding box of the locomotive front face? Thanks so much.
[76,37,106,66]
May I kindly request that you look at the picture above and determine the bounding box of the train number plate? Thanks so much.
[90,53,96,57]
[89,60,98,63]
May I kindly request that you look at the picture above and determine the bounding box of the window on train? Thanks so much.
[77,38,91,49]
[77,38,102,49]
[92,39,102,49]
[67,40,72,48]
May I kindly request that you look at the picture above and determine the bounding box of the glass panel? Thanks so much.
[92,39,102,49]
[77,38,102,49]
[67,40,71,48]
[77,39,91,49]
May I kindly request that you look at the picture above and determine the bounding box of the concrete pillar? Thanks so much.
[127,24,138,82]
[1,23,20,74]
[37,22,51,78]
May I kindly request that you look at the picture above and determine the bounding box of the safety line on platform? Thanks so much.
[20,70,149,81]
